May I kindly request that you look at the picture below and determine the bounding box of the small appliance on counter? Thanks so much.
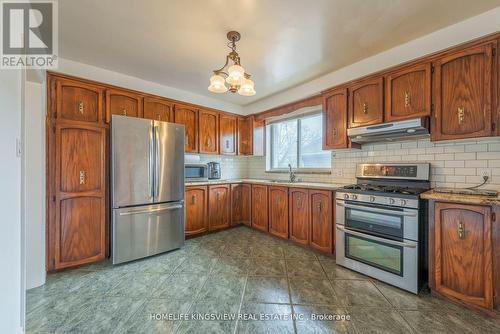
[207,161,221,179]
[185,163,209,182]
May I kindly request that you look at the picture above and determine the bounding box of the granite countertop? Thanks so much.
[185,178,344,191]
[421,189,500,206]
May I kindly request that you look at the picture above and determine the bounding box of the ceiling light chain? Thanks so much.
[208,31,256,96]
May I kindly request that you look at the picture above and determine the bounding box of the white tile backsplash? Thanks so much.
[185,154,249,180]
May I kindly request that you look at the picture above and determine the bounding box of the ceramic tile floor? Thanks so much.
[27,226,500,334]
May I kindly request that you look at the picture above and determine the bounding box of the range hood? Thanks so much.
[348,118,429,144]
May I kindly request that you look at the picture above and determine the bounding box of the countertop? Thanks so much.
[421,189,500,206]
[185,178,345,191]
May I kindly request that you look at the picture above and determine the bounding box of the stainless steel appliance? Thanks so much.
[347,118,429,144]
[207,161,221,179]
[335,163,430,293]
[185,163,208,181]
[111,115,185,264]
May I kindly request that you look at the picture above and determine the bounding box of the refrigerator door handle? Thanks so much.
[148,124,155,198]
[118,204,183,216]
[154,123,160,198]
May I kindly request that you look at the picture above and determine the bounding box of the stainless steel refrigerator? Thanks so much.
[111,115,185,264]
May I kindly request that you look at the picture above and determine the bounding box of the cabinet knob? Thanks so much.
[457,221,465,239]
[79,170,86,184]
[122,109,127,116]
[404,92,411,108]
[191,195,196,204]
[458,107,465,125]
[78,101,84,114]
[363,103,368,114]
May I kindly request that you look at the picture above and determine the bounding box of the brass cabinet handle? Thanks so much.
[78,101,84,114]
[363,103,368,114]
[157,113,161,120]
[226,140,230,149]
[332,128,337,136]
[458,221,465,239]
[458,107,465,125]
[318,202,323,212]
[122,109,127,116]
[191,195,196,204]
[404,92,411,108]
[79,170,86,184]
[297,198,302,209]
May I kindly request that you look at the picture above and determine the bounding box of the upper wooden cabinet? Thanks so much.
[348,77,384,128]
[310,190,333,253]
[231,183,251,226]
[432,42,496,141]
[323,88,349,149]
[268,186,289,239]
[208,185,230,231]
[185,186,208,236]
[219,114,237,155]
[106,89,142,122]
[55,78,104,123]
[251,184,269,232]
[252,117,265,157]
[174,104,198,153]
[199,109,219,154]
[432,202,493,309]
[385,63,431,121]
[289,188,310,246]
[238,117,253,155]
[143,97,173,122]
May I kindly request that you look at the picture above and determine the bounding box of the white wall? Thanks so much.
[243,6,500,114]
[25,81,46,289]
[0,70,24,333]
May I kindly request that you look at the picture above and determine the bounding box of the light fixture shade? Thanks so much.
[226,64,245,86]
[208,74,228,93]
[238,78,256,96]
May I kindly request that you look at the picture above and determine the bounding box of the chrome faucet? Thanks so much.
[288,164,296,183]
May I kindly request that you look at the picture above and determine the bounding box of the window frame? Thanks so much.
[266,111,331,174]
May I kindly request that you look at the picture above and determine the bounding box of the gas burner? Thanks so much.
[341,184,425,196]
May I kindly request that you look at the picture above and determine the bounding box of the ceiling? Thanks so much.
[59,0,500,106]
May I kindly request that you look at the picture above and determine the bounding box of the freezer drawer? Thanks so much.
[112,202,184,264]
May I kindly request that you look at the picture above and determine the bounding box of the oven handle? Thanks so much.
[336,225,417,248]
[337,202,417,217]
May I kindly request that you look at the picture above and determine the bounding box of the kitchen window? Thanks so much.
[266,111,331,172]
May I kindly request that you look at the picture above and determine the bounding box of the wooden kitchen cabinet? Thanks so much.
[432,42,496,141]
[55,77,104,124]
[431,201,493,309]
[385,63,431,121]
[143,96,173,122]
[238,116,253,155]
[174,103,198,153]
[251,184,269,231]
[208,185,230,231]
[323,88,349,149]
[185,186,208,236]
[252,117,265,156]
[199,109,219,154]
[348,77,384,128]
[289,188,310,246]
[219,114,237,155]
[231,183,251,226]
[310,190,334,253]
[106,89,142,122]
[269,186,289,239]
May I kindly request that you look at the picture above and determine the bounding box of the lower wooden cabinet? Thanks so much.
[251,184,269,231]
[208,185,230,231]
[185,186,208,236]
[310,190,334,253]
[231,184,251,226]
[431,201,493,309]
[289,188,310,245]
[269,186,289,239]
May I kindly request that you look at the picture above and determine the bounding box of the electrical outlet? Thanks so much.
[332,169,343,177]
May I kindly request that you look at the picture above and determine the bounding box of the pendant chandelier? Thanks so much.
[208,31,256,96]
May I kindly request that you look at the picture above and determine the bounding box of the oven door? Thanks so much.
[336,200,418,240]
[335,225,418,293]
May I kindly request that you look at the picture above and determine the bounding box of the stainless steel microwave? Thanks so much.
[185,163,208,181]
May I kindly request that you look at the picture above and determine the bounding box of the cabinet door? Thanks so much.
[238,117,253,155]
[231,183,251,226]
[199,109,219,154]
[220,114,237,155]
[385,63,431,121]
[252,117,265,157]
[434,202,492,309]
[51,124,106,270]
[143,97,173,122]
[310,190,333,253]
[185,186,208,236]
[174,104,198,153]
[432,42,496,140]
[208,185,230,231]
[269,186,289,239]
[323,88,349,149]
[106,89,142,122]
[289,188,310,246]
[251,184,268,231]
[55,78,104,123]
[348,77,384,128]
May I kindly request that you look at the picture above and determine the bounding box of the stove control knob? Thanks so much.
[352,194,358,200]
[369,196,376,202]
[344,194,349,199]
[389,198,395,204]
[401,199,407,206]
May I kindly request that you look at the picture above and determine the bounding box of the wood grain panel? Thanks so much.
[252,117,265,157]
[251,184,268,231]
[323,88,349,149]
[57,78,103,123]
[310,190,333,253]
[220,114,237,155]
[143,96,173,122]
[231,183,251,226]
[208,185,230,231]
[238,117,253,155]
[289,188,310,245]
[174,104,198,153]
[106,89,142,121]
[348,77,384,128]
[199,109,219,154]
[185,186,208,235]
[269,186,289,239]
